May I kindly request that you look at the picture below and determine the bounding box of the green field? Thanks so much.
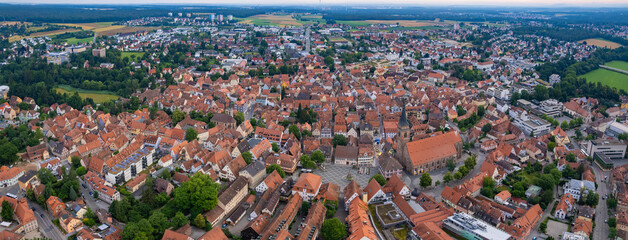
[55,85,120,104]
[121,52,145,59]
[580,61,628,91]
[64,37,93,44]
[605,60,628,71]
[337,20,373,27]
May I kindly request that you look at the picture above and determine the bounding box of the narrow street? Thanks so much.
[30,199,65,240]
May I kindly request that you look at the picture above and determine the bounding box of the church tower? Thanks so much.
[398,104,411,142]
[395,100,413,173]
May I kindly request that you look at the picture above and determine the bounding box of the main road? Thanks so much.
[592,163,610,240]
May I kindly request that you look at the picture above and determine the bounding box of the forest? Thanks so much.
[528,47,628,106]
[0,55,147,108]
[512,26,628,46]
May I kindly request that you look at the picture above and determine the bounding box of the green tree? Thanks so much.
[1,201,13,221]
[332,134,347,147]
[446,159,456,171]
[369,174,387,186]
[301,155,316,169]
[608,217,617,228]
[481,123,492,133]
[234,112,244,126]
[172,173,220,216]
[76,166,87,176]
[311,150,325,164]
[185,128,198,142]
[148,211,170,237]
[69,187,78,201]
[241,151,253,164]
[609,227,618,239]
[289,125,302,140]
[443,172,453,184]
[454,171,463,180]
[321,218,347,240]
[172,109,185,126]
[266,164,286,178]
[272,143,279,153]
[193,214,206,228]
[464,156,477,170]
[420,173,432,188]
[547,142,556,152]
[171,212,188,229]
[71,155,82,169]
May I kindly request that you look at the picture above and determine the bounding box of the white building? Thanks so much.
[564,179,595,201]
[105,147,155,185]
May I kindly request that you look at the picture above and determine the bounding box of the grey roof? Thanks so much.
[398,105,410,128]
[568,179,596,192]
[241,161,265,176]
[218,176,248,205]
[379,154,403,171]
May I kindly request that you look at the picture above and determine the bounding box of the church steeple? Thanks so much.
[398,99,411,141]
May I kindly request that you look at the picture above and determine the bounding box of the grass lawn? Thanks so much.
[121,52,145,59]
[605,60,628,72]
[391,227,409,240]
[579,68,628,92]
[55,85,120,104]
[64,37,93,44]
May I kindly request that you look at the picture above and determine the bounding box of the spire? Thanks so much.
[398,100,409,128]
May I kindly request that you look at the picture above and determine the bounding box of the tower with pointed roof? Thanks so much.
[395,100,412,174]
[398,103,411,142]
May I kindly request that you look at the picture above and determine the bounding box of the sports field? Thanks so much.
[579,61,628,91]
[55,85,120,104]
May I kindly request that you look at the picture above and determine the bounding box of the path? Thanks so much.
[599,65,628,75]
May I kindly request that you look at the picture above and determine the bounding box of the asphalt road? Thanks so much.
[78,178,110,211]
[30,199,65,240]
[592,163,610,240]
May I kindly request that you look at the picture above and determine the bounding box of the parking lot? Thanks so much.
[546,219,569,239]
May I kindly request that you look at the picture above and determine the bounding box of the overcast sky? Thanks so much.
[3,0,628,7]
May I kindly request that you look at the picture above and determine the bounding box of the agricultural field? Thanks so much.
[57,22,157,36]
[55,85,120,104]
[579,62,628,91]
[9,28,82,42]
[238,14,316,27]
[578,38,623,49]
[9,22,157,42]
[338,19,441,28]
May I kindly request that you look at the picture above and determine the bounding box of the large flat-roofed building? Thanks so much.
[606,122,628,137]
[443,212,511,240]
[105,147,155,185]
[583,139,626,159]
[538,99,563,118]
[513,111,551,136]
[45,52,69,65]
